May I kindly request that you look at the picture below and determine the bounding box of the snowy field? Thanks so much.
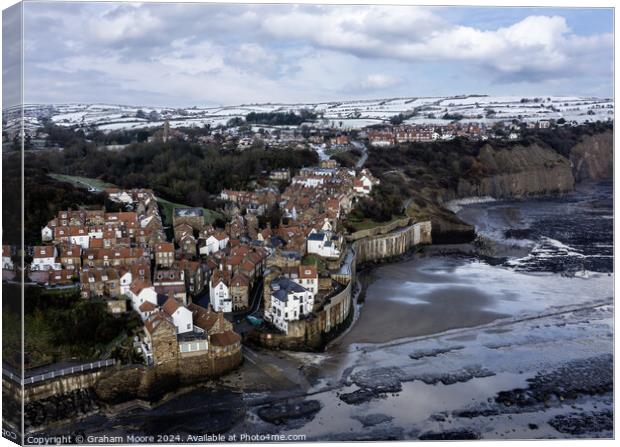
[17,95,613,133]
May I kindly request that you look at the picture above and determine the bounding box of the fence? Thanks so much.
[2,359,116,386]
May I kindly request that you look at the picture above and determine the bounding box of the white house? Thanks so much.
[137,301,158,321]
[307,229,341,259]
[282,203,298,220]
[128,281,158,314]
[215,232,229,251]
[292,176,324,188]
[320,218,333,232]
[31,246,59,271]
[162,297,193,334]
[293,265,319,296]
[353,169,379,195]
[538,119,551,129]
[88,226,104,240]
[2,246,13,270]
[119,270,133,295]
[41,226,54,242]
[108,190,134,205]
[266,277,314,334]
[69,227,90,249]
[199,235,220,256]
[210,270,232,313]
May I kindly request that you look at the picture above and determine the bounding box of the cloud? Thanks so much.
[260,8,612,81]
[349,74,403,92]
[20,3,613,106]
[87,4,163,43]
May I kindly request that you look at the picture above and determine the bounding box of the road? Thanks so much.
[350,140,368,168]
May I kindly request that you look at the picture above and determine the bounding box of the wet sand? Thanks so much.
[338,260,509,345]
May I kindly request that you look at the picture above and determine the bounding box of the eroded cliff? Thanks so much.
[457,144,575,199]
[457,131,612,199]
[570,130,613,182]
[367,127,613,244]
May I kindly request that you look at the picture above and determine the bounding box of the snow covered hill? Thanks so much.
[14,95,614,133]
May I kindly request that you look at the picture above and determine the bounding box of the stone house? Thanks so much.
[154,242,175,267]
[153,267,187,304]
[178,233,197,257]
[172,208,204,231]
[143,311,178,366]
[80,268,121,299]
[230,273,250,311]
[47,269,76,287]
[173,259,207,296]
[59,245,81,270]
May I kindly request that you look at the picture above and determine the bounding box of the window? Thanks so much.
[187,324,191,330]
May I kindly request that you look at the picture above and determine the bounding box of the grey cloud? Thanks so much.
[17,2,614,106]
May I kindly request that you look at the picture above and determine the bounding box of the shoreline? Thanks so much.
[25,183,613,436]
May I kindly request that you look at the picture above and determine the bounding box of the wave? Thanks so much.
[445,196,497,213]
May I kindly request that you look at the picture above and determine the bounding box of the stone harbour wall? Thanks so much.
[251,277,353,350]
[353,221,432,265]
[252,220,431,351]
[7,368,113,404]
[93,348,242,404]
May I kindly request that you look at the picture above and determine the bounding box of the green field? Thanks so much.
[302,254,327,271]
[48,173,117,190]
[345,213,406,232]
[49,173,223,226]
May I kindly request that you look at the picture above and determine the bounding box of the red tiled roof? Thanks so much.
[138,301,157,312]
[231,273,249,287]
[155,242,174,253]
[130,279,150,295]
[299,265,317,279]
[210,331,241,346]
[211,269,231,287]
[162,297,180,316]
[33,246,55,258]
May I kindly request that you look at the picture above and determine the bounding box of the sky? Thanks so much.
[14,1,615,107]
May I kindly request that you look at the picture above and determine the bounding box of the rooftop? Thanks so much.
[270,276,309,302]
[174,208,204,217]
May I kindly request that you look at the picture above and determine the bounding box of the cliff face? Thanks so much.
[570,131,613,182]
[457,144,575,199]
[456,131,613,200]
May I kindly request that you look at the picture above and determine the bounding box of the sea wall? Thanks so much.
[93,349,243,404]
[347,217,413,241]
[15,346,243,425]
[352,221,432,265]
[252,220,432,350]
[3,367,114,404]
[251,277,353,350]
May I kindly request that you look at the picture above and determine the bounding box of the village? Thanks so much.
[128,118,556,153]
[4,156,386,378]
